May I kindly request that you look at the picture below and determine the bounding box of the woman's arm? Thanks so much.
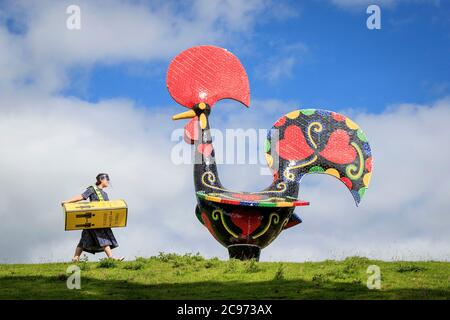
[61,195,84,206]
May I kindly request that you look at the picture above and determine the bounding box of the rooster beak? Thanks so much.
[172,109,196,120]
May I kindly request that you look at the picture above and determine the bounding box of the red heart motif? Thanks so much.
[276,125,314,161]
[184,117,199,144]
[197,143,213,157]
[231,209,263,236]
[273,171,279,181]
[231,193,262,201]
[319,129,356,164]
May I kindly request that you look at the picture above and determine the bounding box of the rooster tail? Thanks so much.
[265,109,373,206]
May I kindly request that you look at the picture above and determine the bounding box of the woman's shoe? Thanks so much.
[108,256,125,261]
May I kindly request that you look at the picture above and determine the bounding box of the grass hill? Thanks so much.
[0,253,449,299]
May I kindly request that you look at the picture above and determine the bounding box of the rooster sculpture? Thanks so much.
[169,46,373,260]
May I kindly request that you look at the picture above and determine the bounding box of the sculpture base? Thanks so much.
[228,244,261,261]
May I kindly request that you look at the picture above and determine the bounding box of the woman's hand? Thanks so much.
[61,195,84,206]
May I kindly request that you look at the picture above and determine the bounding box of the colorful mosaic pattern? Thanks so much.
[265,109,373,205]
[196,191,310,208]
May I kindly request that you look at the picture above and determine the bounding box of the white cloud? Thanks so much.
[1,93,450,263]
[0,0,271,93]
[259,56,297,82]
[254,42,308,82]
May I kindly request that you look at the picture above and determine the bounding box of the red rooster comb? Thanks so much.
[167,45,250,108]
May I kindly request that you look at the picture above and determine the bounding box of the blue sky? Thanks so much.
[64,0,450,113]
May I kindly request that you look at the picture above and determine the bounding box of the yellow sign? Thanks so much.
[63,200,128,231]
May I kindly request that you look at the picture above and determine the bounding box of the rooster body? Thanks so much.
[169,46,373,260]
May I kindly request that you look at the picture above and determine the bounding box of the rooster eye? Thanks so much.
[194,103,211,116]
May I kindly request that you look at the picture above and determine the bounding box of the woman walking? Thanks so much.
[62,173,124,262]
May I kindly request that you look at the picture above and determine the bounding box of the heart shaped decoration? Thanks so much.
[184,117,199,144]
[197,143,213,157]
[231,209,263,236]
[319,129,356,164]
[276,125,314,161]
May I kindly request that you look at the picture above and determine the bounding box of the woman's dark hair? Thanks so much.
[96,173,109,186]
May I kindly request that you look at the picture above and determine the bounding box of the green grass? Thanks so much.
[0,253,449,299]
